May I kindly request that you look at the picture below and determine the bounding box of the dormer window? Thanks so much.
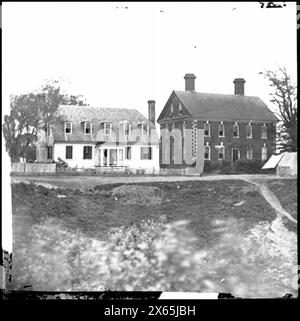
[179,103,183,115]
[104,123,112,135]
[65,122,72,134]
[85,122,92,134]
[124,123,132,136]
[141,123,149,136]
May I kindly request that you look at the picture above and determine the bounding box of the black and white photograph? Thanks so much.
[1,1,298,300]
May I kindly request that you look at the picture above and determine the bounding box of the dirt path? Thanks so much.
[241,178,297,224]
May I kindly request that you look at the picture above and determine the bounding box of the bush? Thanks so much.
[12,215,297,297]
[233,160,264,174]
[203,161,214,173]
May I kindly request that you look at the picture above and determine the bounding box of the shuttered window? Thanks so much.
[66,146,73,159]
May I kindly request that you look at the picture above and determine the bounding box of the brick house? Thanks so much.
[36,101,159,173]
[157,74,278,172]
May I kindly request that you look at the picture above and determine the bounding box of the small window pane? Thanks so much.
[218,147,224,160]
[47,146,53,159]
[233,124,239,137]
[125,123,131,135]
[219,123,224,137]
[66,146,73,159]
[204,122,210,136]
[105,123,111,135]
[65,122,72,134]
[83,146,92,159]
[262,146,267,160]
[141,147,152,160]
[85,123,91,134]
[247,147,253,160]
[125,147,132,160]
[204,146,210,160]
[262,125,267,139]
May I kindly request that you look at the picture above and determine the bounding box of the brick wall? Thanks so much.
[159,120,276,168]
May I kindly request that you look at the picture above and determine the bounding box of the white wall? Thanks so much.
[54,143,95,168]
[124,145,159,173]
[54,143,159,172]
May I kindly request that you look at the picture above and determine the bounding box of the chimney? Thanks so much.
[148,100,156,124]
[184,73,196,91]
[233,78,246,95]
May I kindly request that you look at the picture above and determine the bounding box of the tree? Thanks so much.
[2,80,88,162]
[262,67,297,152]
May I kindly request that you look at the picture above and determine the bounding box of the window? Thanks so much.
[170,104,174,117]
[65,122,72,134]
[141,147,152,160]
[47,146,53,159]
[262,123,267,139]
[246,123,252,138]
[66,146,73,159]
[179,103,183,115]
[233,122,239,137]
[183,121,186,137]
[83,146,92,159]
[218,145,225,160]
[125,146,132,160]
[172,122,175,135]
[204,143,210,160]
[141,124,149,136]
[104,123,112,135]
[103,149,108,166]
[246,147,253,160]
[85,122,92,134]
[124,123,132,136]
[218,122,224,137]
[204,121,210,136]
[262,144,267,161]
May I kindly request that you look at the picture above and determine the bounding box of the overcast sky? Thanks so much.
[2,1,297,120]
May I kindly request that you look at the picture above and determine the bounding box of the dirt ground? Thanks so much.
[11,173,295,191]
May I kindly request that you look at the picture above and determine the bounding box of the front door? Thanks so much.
[232,149,240,163]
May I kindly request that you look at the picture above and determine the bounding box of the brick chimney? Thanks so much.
[148,100,156,124]
[233,78,246,95]
[184,73,196,91]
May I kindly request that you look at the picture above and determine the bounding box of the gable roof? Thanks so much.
[56,105,155,128]
[158,90,278,122]
[50,105,157,143]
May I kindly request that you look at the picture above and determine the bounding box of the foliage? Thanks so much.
[233,160,264,174]
[12,215,297,297]
[262,67,297,152]
[2,80,88,162]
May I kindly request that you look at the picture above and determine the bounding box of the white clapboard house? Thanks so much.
[36,101,159,173]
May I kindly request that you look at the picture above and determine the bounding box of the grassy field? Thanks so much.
[10,179,297,297]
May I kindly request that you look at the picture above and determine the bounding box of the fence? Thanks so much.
[11,163,56,173]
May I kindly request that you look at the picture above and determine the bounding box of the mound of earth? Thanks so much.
[111,184,163,206]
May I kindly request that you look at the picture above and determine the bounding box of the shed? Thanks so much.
[262,152,297,176]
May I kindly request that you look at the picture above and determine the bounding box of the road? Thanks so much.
[10,173,295,191]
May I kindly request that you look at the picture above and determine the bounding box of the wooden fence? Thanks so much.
[11,163,56,173]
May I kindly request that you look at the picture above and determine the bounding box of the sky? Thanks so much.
[1,0,298,255]
[2,2,297,119]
